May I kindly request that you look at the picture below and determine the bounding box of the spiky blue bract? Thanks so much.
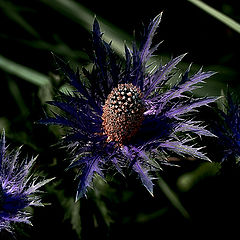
[0,130,53,233]
[39,13,217,200]
[211,91,240,165]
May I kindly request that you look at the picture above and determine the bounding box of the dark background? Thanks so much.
[0,0,240,239]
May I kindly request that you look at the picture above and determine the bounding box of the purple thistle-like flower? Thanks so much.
[0,130,53,233]
[211,91,240,165]
[39,13,217,199]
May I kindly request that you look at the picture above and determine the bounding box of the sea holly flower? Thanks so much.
[39,13,218,200]
[0,130,53,233]
[211,91,240,166]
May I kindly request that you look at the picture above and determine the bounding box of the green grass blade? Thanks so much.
[7,77,29,116]
[187,0,240,34]
[157,174,190,219]
[21,39,89,60]
[0,55,50,86]
[177,162,221,192]
[0,1,40,38]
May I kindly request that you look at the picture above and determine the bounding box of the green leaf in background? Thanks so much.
[20,38,89,61]
[0,1,40,38]
[177,162,221,192]
[90,176,114,227]
[157,174,190,219]
[0,55,50,86]
[7,76,29,116]
[187,0,240,34]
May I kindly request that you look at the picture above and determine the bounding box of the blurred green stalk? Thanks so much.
[0,55,50,86]
[157,175,190,219]
[0,1,40,38]
[187,0,240,34]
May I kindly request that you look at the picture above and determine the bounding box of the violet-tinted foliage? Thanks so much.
[0,130,52,233]
[212,92,240,165]
[39,13,217,200]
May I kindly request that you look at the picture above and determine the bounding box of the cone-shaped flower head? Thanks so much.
[40,14,218,200]
[0,130,53,233]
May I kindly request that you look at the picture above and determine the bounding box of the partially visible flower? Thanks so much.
[210,91,240,166]
[0,130,53,233]
[40,13,218,200]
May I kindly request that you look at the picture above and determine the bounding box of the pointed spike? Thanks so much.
[140,12,163,64]
[1,128,6,141]
[93,17,101,35]
[145,53,187,97]
[0,128,6,170]
[132,158,154,196]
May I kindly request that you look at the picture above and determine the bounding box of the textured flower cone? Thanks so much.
[102,83,145,146]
